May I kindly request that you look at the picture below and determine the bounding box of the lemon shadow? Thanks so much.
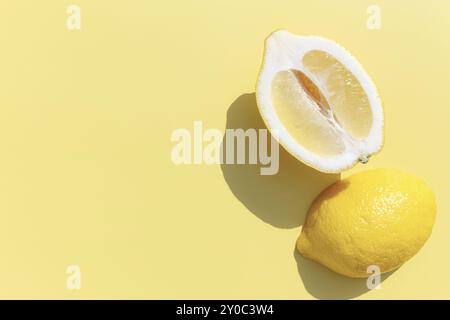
[220,93,339,228]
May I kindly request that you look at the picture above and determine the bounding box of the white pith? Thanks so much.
[256,30,384,173]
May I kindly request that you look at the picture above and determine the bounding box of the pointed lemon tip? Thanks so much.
[296,232,311,257]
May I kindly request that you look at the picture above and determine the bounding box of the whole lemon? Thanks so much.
[297,168,436,278]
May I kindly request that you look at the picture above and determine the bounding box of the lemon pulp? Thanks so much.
[271,50,374,157]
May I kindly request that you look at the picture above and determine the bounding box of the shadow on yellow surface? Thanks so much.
[221,93,339,228]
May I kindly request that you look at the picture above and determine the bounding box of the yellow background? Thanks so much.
[0,0,449,299]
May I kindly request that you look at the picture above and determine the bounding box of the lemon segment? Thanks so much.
[271,70,345,157]
[303,50,373,140]
[297,169,437,278]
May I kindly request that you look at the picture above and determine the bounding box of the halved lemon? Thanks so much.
[256,30,384,173]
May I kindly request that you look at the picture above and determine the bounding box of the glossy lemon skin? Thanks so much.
[297,168,437,278]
